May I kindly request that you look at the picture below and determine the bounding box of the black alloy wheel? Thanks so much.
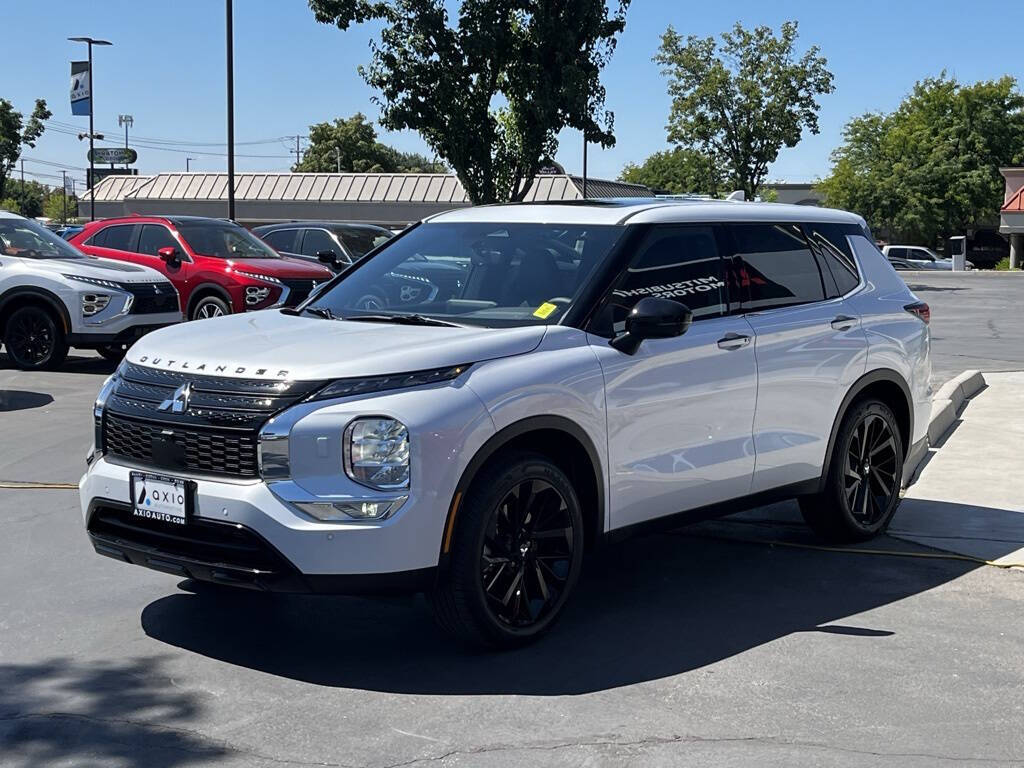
[843,412,900,527]
[481,478,575,628]
[800,399,904,542]
[3,306,68,370]
[430,452,584,648]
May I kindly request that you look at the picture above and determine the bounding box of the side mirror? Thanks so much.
[316,250,340,266]
[157,246,180,265]
[609,297,692,355]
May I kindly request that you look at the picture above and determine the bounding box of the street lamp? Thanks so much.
[68,36,112,222]
[118,114,133,169]
[225,0,235,220]
[186,157,196,172]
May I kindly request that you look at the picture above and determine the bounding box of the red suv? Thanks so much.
[70,216,333,320]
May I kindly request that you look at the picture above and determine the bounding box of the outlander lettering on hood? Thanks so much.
[135,355,290,379]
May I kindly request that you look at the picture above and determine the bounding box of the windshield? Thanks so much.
[0,218,87,260]
[177,222,281,259]
[305,222,625,328]
[337,226,392,259]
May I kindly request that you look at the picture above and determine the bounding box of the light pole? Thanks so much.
[186,157,196,172]
[118,114,133,169]
[225,0,236,220]
[68,36,112,221]
[61,170,68,223]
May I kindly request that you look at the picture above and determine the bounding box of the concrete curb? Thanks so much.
[907,370,986,486]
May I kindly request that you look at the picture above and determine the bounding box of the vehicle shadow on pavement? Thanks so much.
[140,517,983,696]
[0,351,117,374]
[0,656,228,767]
[0,390,53,412]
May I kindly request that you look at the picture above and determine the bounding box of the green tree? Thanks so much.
[0,98,52,201]
[819,75,1024,244]
[295,113,447,173]
[0,197,21,214]
[5,179,47,218]
[655,21,834,200]
[619,147,723,195]
[43,190,76,223]
[308,0,630,204]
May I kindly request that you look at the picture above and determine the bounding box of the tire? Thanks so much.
[352,287,387,311]
[429,451,585,649]
[2,305,69,370]
[191,295,231,321]
[98,343,128,362]
[800,399,904,543]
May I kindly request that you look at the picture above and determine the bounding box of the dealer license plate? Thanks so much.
[130,472,188,526]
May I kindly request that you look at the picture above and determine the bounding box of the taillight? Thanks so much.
[904,301,930,325]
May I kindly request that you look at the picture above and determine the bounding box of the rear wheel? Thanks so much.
[3,305,68,370]
[430,452,584,649]
[800,399,904,542]
[191,295,230,321]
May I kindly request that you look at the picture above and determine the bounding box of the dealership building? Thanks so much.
[79,171,653,228]
[999,167,1024,268]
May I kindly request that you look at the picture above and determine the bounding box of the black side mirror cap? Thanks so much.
[316,250,339,265]
[610,297,693,355]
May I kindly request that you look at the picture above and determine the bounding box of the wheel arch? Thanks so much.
[186,283,233,318]
[439,415,605,568]
[818,368,913,492]
[0,286,72,337]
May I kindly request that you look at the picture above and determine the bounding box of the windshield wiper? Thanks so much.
[304,305,339,320]
[342,313,462,328]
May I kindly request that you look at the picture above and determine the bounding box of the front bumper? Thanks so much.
[79,455,445,591]
[68,317,180,347]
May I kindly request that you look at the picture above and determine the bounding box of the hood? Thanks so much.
[33,256,170,284]
[126,309,546,381]
[227,257,332,279]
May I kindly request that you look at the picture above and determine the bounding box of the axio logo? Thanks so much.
[158,382,192,413]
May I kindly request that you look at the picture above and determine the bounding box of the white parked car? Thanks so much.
[0,211,182,369]
[81,200,931,648]
[882,245,973,270]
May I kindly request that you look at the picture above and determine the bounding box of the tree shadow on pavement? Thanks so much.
[0,656,228,767]
[0,350,117,374]
[141,517,981,696]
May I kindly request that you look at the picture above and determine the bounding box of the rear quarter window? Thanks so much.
[806,223,862,295]
[728,223,826,310]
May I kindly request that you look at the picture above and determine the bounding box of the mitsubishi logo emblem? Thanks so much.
[158,382,192,413]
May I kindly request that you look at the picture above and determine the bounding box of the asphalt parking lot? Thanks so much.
[2,271,1023,767]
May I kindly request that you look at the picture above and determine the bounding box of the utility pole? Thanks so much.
[290,135,306,168]
[69,36,112,221]
[335,146,341,173]
[61,170,68,223]
[186,157,195,172]
[20,159,25,197]
[582,133,588,199]
[226,0,236,220]
[118,114,133,169]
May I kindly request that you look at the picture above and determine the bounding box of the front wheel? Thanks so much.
[800,399,904,542]
[191,295,231,321]
[3,305,68,370]
[430,452,584,649]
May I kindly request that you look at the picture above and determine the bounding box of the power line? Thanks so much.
[45,119,291,147]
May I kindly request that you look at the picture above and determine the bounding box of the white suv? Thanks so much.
[1,211,182,369]
[80,200,931,647]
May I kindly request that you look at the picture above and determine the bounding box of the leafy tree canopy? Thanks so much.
[656,21,833,199]
[3,179,48,218]
[0,98,52,201]
[308,0,630,204]
[818,75,1024,245]
[293,113,447,173]
[619,147,724,196]
[43,190,76,223]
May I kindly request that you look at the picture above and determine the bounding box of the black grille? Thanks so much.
[126,283,180,315]
[102,363,325,478]
[281,279,318,307]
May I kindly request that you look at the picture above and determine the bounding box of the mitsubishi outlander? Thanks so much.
[80,199,931,647]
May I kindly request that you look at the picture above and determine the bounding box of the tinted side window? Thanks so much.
[730,224,825,311]
[301,228,340,258]
[591,226,726,337]
[887,247,907,259]
[86,228,108,248]
[138,225,178,256]
[806,223,861,295]
[261,229,298,253]
[101,224,136,252]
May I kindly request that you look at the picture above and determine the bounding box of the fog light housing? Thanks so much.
[82,293,110,316]
[295,496,407,522]
[344,417,409,490]
[245,285,271,306]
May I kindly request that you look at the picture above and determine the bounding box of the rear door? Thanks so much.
[728,223,868,493]
[260,228,301,258]
[83,223,142,267]
[588,225,758,530]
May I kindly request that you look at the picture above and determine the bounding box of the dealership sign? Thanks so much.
[88,147,138,164]
[70,61,90,116]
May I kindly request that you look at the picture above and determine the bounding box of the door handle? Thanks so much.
[717,332,751,350]
[830,315,859,331]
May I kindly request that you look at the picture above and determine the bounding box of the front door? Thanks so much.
[588,225,758,531]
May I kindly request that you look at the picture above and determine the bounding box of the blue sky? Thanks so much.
[3,0,1023,191]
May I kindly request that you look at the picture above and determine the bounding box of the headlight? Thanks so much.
[235,270,281,284]
[344,417,409,490]
[82,293,110,316]
[63,274,124,290]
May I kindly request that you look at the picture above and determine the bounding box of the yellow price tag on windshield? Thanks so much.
[533,302,558,319]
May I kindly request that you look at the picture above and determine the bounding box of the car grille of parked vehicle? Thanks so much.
[282,278,320,307]
[125,283,180,315]
[101,364,324,478]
